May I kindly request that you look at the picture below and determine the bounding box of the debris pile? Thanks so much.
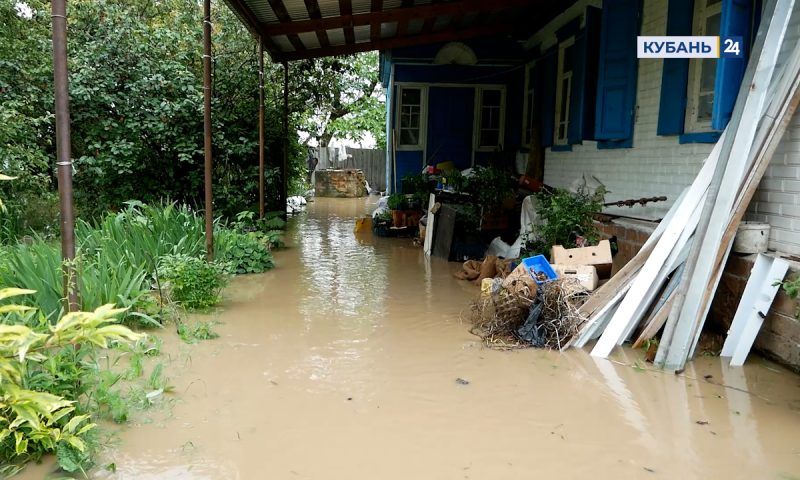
[467,258,588,350]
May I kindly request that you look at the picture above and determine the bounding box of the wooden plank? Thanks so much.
[339,0,356,44]
[370,0,383,41]
[632,262,685,349]
[725,256,789,366]
[591,137,724,358]
[688,40,800,357]
[423,193,436,256]
[304,0,330,47]
[278,22,514,61]
[267,0,307,52]
[659,0,794,371]
[720,254,772,357]
[617,203,698,345]
[432,204,456,260]
[566,187,688,350]
[262,0,532,36]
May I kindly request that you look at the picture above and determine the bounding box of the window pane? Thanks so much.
[400,128,419,145]
[480,130,499,147]
[559,77,570,121]
[698,93,714,120]
[700,58,717,92]
[562,44,574,72]
[402,88,420,105]
[705,12,721,36]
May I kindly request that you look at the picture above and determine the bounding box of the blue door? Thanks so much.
[426,87,474,170]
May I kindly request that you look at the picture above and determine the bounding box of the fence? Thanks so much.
[313,146,386,192]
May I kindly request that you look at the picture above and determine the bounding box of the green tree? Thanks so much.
[293,52,386,148]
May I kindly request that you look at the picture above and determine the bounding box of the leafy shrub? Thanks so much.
[158,254,227,310]
[177,320,220,344]
[229,210,285,250]
[0,292,142,476]
[387,193,408,210]
[216,230,275,275]
[0,242,63,321]
[524,187,606,255]
[465,166,517,208]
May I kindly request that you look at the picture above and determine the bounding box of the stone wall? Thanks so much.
[593,218,800,371]
[314,169,368,198]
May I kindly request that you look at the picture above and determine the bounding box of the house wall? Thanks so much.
[541,0,800,255]
[385,39,527,190]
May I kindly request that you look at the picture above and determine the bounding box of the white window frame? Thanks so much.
[521,62,536,148]
[684,0,723,133]
[395,84,428,151]
[554,36,575,146]
[473,86,506,152]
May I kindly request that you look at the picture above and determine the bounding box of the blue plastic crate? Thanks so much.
[521,255,558,285]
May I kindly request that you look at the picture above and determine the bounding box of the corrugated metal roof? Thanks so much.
[223,0,573,61]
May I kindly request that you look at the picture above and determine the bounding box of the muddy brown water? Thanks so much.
[19,197,800,479]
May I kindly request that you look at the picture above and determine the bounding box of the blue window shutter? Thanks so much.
[568,6,601,144]
[594,0,642,142]
[657,0,694,136]
[538,49,557,148]
[712,0,753,130]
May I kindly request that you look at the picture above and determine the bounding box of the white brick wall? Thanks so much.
[539,0,800,255]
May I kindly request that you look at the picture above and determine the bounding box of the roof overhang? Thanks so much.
[223,0,574,62]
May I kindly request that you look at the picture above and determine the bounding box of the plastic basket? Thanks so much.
[521,255,558,285]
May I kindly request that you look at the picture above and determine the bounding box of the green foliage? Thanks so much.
[177,320,220,344]
[401,173,433,208]
[0,242,63,321]
[387,193,409,211]
[158,255,227,310]
[0,294,143,473]
[779,277,800,318]
[216,230,275,275]
[525,187,606,254]
[230,210,286,250]
[465,166,517,208]
[0,0,320,223]
[78,201,207,274]
[294,52,386,148]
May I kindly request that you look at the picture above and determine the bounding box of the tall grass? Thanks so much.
[0,201,277,323]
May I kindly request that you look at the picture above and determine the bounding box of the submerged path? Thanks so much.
[23,197,800,479]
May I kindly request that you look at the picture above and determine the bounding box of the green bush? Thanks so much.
[77,201,207,275]
[158,254,227,310]
[465,166,517,208]
[0,295,143,476]
[216,230,275,275]
[387,193,408,210]
[525,187,606,255]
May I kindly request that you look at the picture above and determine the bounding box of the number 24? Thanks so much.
[724,38,740,55]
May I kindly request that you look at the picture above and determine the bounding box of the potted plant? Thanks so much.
[465,166,517,231]
[387,193,409,227]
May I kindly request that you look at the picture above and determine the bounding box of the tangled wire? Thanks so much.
[467,278,587,350]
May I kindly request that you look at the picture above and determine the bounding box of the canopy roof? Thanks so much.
[224,0,572,61]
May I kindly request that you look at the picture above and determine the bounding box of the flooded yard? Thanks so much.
[21,197,800,479]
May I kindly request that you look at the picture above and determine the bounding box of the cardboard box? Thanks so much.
[551,240,613,279]
[552,264,599,291]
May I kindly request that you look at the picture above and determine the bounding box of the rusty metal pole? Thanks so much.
[203,0,214,260]
[51,0,78,311]
[258,38,265,219]
[282,61,289,216]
